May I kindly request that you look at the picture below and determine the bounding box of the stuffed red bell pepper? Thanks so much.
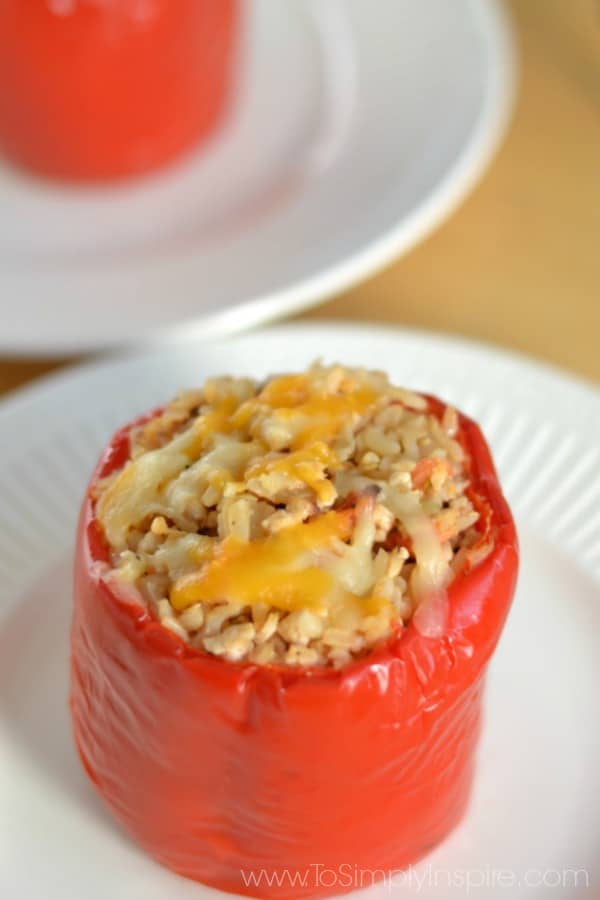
[70,363,518,899]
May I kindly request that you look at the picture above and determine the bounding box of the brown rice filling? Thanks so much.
[95,364,488,668]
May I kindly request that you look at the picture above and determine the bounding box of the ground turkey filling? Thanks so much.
[94,364,492,668]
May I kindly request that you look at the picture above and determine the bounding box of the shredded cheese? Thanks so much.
[94,364,484,667]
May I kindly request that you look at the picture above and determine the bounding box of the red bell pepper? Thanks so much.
[0,0,238,181]
[70,397,518,898]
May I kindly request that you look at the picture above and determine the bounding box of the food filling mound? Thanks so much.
[95,364,492,667]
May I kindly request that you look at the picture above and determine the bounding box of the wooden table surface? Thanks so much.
[1,0,599,399]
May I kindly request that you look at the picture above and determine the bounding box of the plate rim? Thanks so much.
[161,0,517,349]
[0,321,598,426]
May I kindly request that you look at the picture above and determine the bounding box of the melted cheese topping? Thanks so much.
[171,511,355,613]
[94,364,480,666]
[244,441,339,505]
[97,371,382,551]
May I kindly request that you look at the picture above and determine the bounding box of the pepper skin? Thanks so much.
[70,399,518,898]
[0,0,238,181]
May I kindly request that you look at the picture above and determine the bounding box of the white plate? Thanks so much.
[0,0,514,355]
[0,323,599,899]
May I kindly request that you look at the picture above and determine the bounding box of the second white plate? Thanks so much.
[0,0,514,354]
